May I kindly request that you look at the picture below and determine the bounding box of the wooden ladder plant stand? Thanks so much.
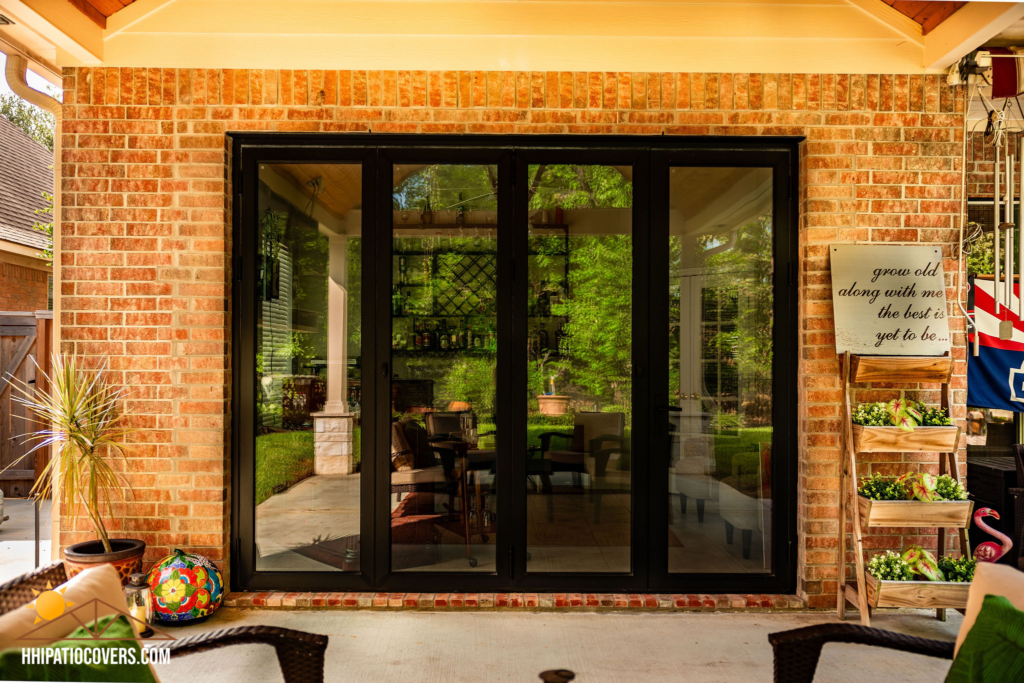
[837,352,971,626]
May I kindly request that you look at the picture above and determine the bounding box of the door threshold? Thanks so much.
[226,591,806,611]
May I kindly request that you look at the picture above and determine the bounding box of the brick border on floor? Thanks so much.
[225,592,806,611]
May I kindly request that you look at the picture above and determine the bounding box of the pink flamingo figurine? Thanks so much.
[973,508,1014,563]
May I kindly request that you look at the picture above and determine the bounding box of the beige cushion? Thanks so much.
[391,467,447,486]
[575,412,624,453]
[544,450,585,466]
[0,564,129,652]
[955,562,1024,655]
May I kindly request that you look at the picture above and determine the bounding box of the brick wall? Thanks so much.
[0,262,50,311]
[58,68,968,607]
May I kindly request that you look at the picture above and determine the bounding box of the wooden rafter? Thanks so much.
[883,0,967,35]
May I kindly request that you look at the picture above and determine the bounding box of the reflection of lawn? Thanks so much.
[255,428,362,505]
[256,431,314,505]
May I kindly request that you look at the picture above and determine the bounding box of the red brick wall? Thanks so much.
[0,262,50,311]
[58,68,968,606]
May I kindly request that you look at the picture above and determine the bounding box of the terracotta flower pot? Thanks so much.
[448,401,472,413]
[64,538,146,586]
[537,395,570,416]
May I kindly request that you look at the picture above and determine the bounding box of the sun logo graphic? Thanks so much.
[25,582,75,625]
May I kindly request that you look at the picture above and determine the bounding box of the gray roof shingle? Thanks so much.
[0,116,52,249]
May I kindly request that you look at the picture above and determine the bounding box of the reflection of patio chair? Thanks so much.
[390,419,446,501]
[718,444,771,560]
[674,436,718,523]
[540,412,627,523]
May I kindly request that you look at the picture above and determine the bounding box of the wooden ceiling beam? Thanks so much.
[66,0,105,28]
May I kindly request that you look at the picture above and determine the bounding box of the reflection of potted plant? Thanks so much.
[9,354,144,585]
[533,352,569,416]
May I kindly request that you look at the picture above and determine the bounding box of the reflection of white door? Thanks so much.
[673,271,716,506]
[678,272,711,437]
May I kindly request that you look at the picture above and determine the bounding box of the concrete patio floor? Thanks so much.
[0,498,52,583]
[155,607,961,683]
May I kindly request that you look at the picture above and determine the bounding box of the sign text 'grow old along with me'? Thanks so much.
[829,244,951,356]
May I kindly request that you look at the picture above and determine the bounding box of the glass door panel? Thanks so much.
[389,163,500,572]
[255,162,363,573]
[666,166,775,574]
[525,164,633,574]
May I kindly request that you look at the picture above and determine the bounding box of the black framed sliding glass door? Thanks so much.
[373,149,514,590]
[233,135,797,596]
[648,148,797,593]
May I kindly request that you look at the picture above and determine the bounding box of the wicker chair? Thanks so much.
[0,562,328,683]
[1012,445,1024,570]
[768,623,954,683]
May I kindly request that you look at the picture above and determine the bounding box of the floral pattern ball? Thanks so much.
[147,549,223,623]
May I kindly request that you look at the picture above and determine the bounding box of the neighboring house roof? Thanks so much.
[0,116,52,251]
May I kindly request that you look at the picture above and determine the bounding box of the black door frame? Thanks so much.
[231,134,800,595]
[647,147,799,594]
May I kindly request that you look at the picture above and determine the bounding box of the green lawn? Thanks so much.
[255,431,315,505]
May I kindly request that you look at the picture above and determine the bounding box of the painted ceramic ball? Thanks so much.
[147,549,224,623]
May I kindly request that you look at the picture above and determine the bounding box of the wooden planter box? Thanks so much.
[851,425,959,453]
[864,572,970,609]
[858,496,974,528]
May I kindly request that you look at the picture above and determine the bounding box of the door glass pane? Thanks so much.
[255,163,363,572]
[390,164,499,572]
[667,167,774,574]
[526,164,633,574]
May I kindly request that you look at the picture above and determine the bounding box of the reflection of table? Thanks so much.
[434,441,497,567]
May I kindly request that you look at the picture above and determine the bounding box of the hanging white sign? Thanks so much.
[830,244,951,355]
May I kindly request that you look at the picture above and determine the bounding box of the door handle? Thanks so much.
[656,406,682,412]
[381,362,389,378]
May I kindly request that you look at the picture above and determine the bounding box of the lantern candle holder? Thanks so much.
[124,572,154,638]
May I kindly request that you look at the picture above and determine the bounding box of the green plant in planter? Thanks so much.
[935,474,968,501]
[858,473,907,501]
[887,398,922,432]
[918,405,953,426]
[852,402,890,427]
[937,555,976,583]
[898,472,939,502]
[4,355,132,554]
[851,400,952,432]
[902,545,945,581]
[867,550,914,581]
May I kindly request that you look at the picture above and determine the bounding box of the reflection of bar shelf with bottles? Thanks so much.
[528,220,569,359]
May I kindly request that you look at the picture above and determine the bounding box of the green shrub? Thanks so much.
[867,550,914,581]
[937,556,976,583]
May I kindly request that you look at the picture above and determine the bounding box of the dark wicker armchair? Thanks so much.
[0,562,328,683]
[768,623,954,683]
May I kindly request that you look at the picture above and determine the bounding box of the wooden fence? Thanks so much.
[0,311,52,498]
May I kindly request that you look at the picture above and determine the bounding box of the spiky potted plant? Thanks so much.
[7,354,143,585]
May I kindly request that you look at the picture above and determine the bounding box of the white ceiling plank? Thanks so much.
[113,0,909,41]
[104,0,181,40]
[0,0,102,64]
[925,2,1024,71]
[103,33,928,73]
[845,0,925,47]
